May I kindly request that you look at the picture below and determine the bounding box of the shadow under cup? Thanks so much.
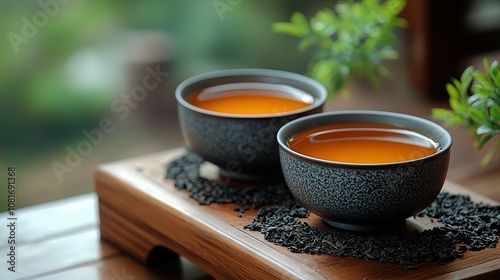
[175,69,327,181]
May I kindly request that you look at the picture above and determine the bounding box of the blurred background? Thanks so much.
[1,0,500,211]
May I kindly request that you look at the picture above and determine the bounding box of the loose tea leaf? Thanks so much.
[417,192,500,251]
[245,200,463,267]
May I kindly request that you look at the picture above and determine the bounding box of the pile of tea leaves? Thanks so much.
[165,151,500,268]
[245,194,499,269]
[165,151,292,209]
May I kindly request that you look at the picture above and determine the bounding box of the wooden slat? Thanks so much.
[435,256,500,280]
[0,228,119,280]
[94,147,500,279]
[34,255,212,280]
[0,193,98,247]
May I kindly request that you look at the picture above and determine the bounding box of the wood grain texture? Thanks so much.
[34,254,212,280]
[94,147,500,280]
[0,193,98,247]
[0,228,120,280]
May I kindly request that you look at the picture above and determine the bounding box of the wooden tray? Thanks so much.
[94,147,500,279]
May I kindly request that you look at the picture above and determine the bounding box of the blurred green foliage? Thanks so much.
[273,0,407,97]
[0,0,313,164]
[1,1,123,161]
[2,0,329,211]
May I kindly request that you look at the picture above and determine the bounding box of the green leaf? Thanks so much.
[477,124,493,135]
[310,59,338,87]
[491,104,500,122]
[449,97,467,114]
[432,108,465,125]
[489,62,500,88]
[297,36,318,51]
[291,11,309,31]
[432,108,454,120]
[446,82,460,101]
[475,133,495,149]
[469,108,488,124]
[467,94,483,107]
[473,72,492,90]
[384,0,407,16]
[395,17,409,28]
[460,66,475,96]
[272,22,307,37]
[272,12,310,37]
[490,60,499,71]
[310,9,337,38]
[377,47,399,60]
[461,66,475,81]
[451,78,462,94]
[483,57,490,73]
[481,142,499,166]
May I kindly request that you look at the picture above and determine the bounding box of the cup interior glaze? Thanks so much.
[176,69,327,118]
[176,69,327,181]
[279,111,452,166]
[277,110,453,231]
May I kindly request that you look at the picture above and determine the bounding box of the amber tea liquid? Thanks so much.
[287,123,439,164]
[187,83,314,115]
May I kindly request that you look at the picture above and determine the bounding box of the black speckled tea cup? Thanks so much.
[176,69,327,180]
[277,110,452,231]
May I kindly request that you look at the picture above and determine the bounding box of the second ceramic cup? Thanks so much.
[175,68,327,180]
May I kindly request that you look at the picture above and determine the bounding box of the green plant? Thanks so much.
[432,59,500,166]
[272,0,407,97]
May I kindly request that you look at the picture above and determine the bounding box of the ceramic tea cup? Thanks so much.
[277,110,452,231]
[176,68,327,180]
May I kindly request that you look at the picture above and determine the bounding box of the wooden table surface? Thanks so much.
[0,193,212,280]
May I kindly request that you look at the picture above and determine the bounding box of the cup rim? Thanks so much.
[175,68,328,119]
[277,110,453,167]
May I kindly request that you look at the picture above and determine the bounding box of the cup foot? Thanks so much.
[219,168,283,182]
[323,219,406,232]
